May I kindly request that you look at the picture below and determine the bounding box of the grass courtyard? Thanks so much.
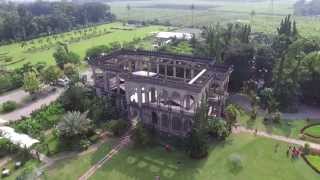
[236,107,317,139]
[0,22,166,69]
[43,139,116,180]
[88,133,318,180]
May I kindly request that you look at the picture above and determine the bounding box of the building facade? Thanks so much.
[88,49,232,137]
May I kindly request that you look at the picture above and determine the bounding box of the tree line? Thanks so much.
[0,1,115,43]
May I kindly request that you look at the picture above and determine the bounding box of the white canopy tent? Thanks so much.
[0,126,39,149]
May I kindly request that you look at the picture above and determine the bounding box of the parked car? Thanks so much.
[57,77,70,87]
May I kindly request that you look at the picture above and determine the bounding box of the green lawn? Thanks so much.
[306,155,320,172]
[237,109,315,139]
[44,138,116,180]
[304,125,320,137]
[90,133,319,180]
[0,22,166,69]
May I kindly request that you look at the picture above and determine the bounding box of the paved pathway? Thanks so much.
[77,118,139,180]
[0,89,29,104]
[229,93,320,120]
[234,126,320,150]
[78,132,133,180]
[0,88,64,124]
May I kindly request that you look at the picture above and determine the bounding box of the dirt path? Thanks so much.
[234,126,320,150]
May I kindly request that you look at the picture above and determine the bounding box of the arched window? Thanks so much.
[172,116,182,131]
[152,112,158,125]
[161,114,169,128]
[184,119,192,131]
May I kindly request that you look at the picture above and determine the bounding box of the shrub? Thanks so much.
[108,119,129,136]
[273,111,282,123]
[186,128,208,158]
[132,121,153,147]
[228,154,244,173]
[0,138,18,157]
[303,143,311,155]
[80,139,91,150]
[2,100,17,112]
[208,118,230,140]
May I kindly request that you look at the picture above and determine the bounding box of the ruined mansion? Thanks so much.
[89,49,232,137]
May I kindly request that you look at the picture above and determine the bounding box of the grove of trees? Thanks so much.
[0,1,115,43]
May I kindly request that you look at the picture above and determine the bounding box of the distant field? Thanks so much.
[109,0,320,38]
[0,22,166,69]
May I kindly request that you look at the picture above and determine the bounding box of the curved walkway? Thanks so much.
[233,126,320,150]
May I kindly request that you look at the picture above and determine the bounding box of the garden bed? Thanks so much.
[301,124,320,138]
[302,155,320,174]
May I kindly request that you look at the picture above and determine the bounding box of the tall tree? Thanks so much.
[23,71,41,95]
[41,65,63,85]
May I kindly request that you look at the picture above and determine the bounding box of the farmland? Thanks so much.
[109,0,320,38]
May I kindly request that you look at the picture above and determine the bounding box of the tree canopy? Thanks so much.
[0,1,115,43]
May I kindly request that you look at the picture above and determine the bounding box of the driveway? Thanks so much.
[0,88,64,124]
[0,89,29,104]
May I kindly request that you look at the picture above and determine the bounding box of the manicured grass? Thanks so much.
[90,133,319,180]
[306,155,320,171]
[304,125,320,137]
[237,109,314,139]
[1,159,39,180]
[0,22,166,69]
[44,139,116,180]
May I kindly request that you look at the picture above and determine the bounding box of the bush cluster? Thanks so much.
[1,101,17,113]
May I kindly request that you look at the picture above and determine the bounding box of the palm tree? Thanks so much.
[56,111,93,138]
[203,24,225,62]
[190,4,195,27]
[250,10,256,25]
[126,4,131,24]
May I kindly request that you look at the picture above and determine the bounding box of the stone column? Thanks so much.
[129,62,132,73]
[147,63,151,77]
[185,96,191,110]
[191,66,194,79]
[173,61,176,77]
[116,73,120,94]
[138,87,142,107]
[145,89,150,104]
[150,88,156,103]
[165,64,168,80]
[156,62,160,74]
[92,66,97,84]
[103,71,109,92]
[183,66,187,82]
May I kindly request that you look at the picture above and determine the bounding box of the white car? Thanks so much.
[57,78,70,87]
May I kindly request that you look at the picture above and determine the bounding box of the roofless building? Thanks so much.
[88,49,232,137]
